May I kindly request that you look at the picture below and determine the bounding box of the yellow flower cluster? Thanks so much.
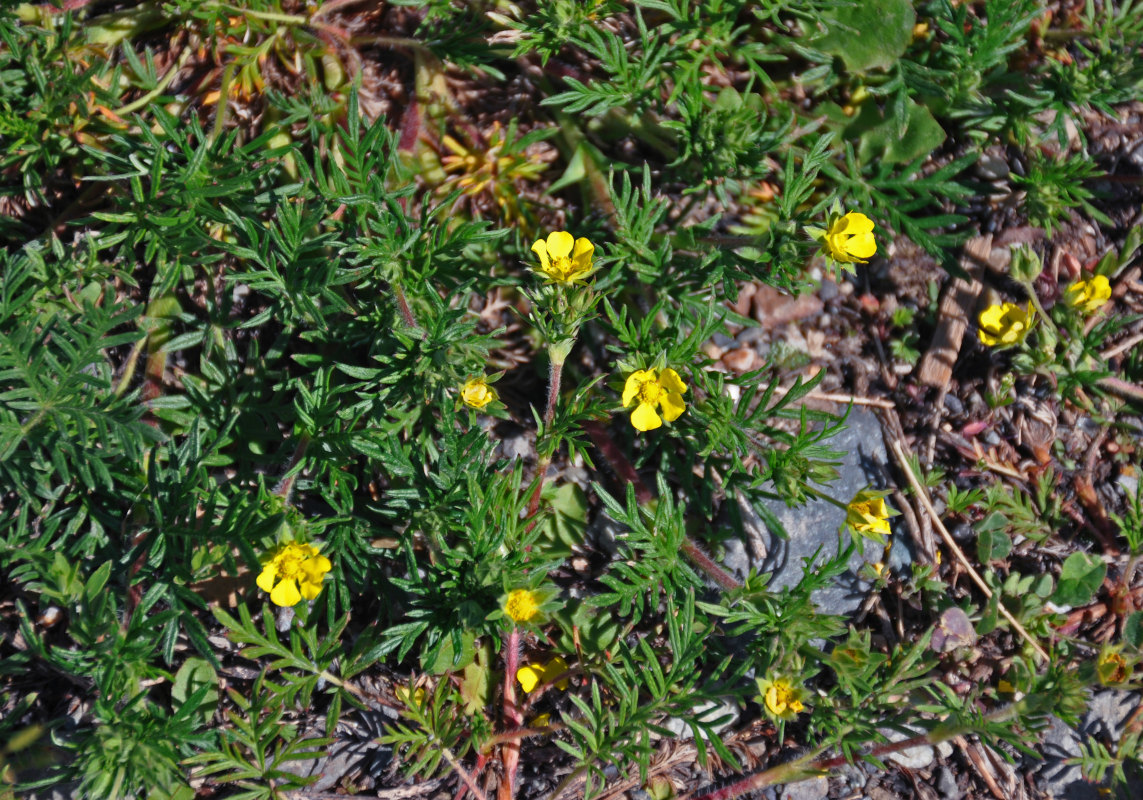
[517,656,570,693]
[1064,275,1111,314]
[257,542,332,607]
[460,376,498,409]
[504,588,542,624]
[846,489,893,541]
[822,211,877,264]
[978,302,1034,347]
[531,231,595,285]
[622,368,688,432]
[756,676,806,721]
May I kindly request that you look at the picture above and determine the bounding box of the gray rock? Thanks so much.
[1031,690,1143,799]
[736,326,767,345]
[744,408,902,617]
[935,765,959,799]
[776,775,829,800]
[660,698,741,740]
[586,510,622,557]
[875,725,953,771]
[721,536,750,584]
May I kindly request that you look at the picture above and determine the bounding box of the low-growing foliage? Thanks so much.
[3,1,1143,798]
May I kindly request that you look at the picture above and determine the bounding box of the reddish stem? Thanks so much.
[680,539,742,592]
[687,733,933,800]
[582,420,652,504]
[499,627,524,800]
[526,357,565,518]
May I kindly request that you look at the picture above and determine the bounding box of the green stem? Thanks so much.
[111,46,193,117]
[1020,280,1059,338]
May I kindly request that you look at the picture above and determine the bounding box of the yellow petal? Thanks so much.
[543,656,570,690]
[847,232,876,259]
[842,212,874,234]
[1091,275,1111,302]
[256,566,278,593]
[978,328,1000,346]
[270,578,302,607]
[517,664,543,693]
[546,231,574,259]
[658,368,687,395]
[571,237,594,268]
[631,402,662,431]
[298,577,323,600]
[304,554,332,576]
[659,391,686,422]
[531,239,550,271]
[623,371,648,407]
[979,304,1006,331]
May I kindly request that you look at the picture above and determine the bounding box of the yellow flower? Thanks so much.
[978,302,1034,347]
[1064,275,1111,314]
[531,231,594,285]
[517,656,570,693]
[846,489,893,542]
[622,368,687,432]
[1097,648,1132,686]
[396,684,426,708]
[824,212,877,264]
[461,376,498,409]
[504,588,542,624]
[755,676,806,721]
[256,542,332,607]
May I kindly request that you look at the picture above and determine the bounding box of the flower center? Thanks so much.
[637,379,663,405]
[549,255,573,280]
[276,550,304,581]
[505,589,540,623]
[768,681,804,713]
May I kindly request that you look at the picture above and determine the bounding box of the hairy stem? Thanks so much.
[499,626,524,800]
[527,353,566,517]
[680,538,742,592]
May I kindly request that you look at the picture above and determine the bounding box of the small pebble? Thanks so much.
[935,766,959,799]
[943,394,964,415]
[722,347,757,372]
[735,326,766,345]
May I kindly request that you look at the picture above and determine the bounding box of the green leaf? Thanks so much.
[1125,612,1143,650]
[421,629,476,674]
[814,0,916,73]
[536,483,588,558]
[1052,552,1106,607]
[976,523,1012,563]
[856,100,946,165]
[172,657,220,720]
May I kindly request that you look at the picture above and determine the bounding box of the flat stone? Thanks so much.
[1030,690,1143,799]
[776,775,829,800]
[873,726,946,772]
[742,407,900,617]
[660,698,741,741]
[935,765,959,799]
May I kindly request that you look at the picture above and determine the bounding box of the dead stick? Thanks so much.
[889,439,1050,663]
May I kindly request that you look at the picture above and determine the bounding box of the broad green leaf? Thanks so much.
[1052,552,1106,607]
[814,0,915,72]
